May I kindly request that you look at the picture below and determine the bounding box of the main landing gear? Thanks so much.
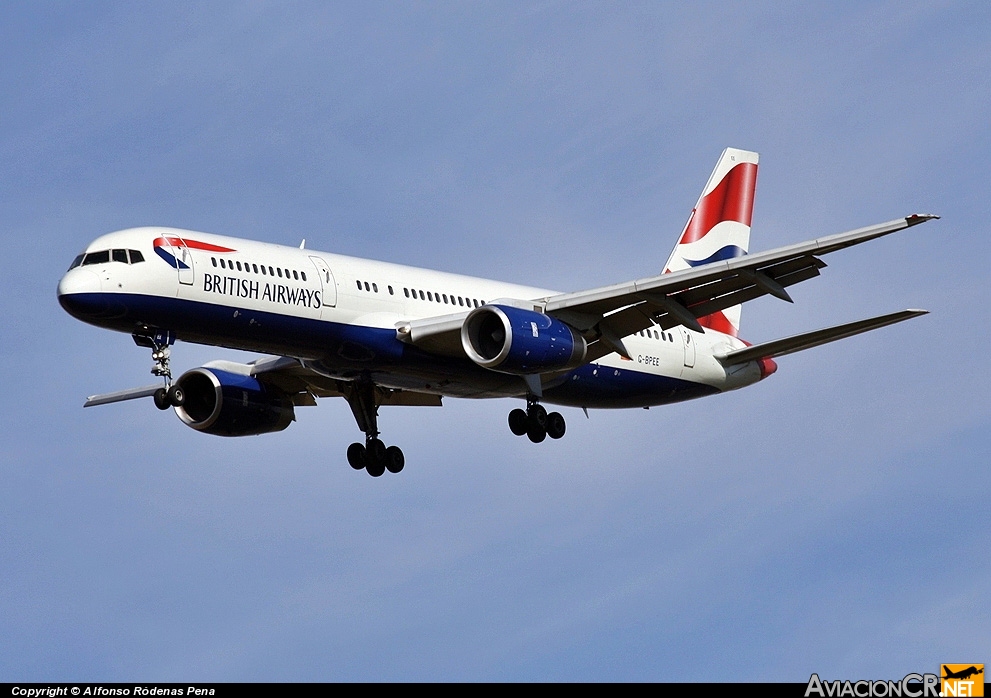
[343,376,405,477]
[508,399,566,443]
[133,331,185,411]
[346,438,405,477]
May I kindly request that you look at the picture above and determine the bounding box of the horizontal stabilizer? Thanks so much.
[714,309,928,366]
[84,384,162,407]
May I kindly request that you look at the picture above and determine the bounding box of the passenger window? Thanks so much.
[356,280,362,290]
[269,266,274,276]
[293,270,299,280]
[419,290,425,300]
[442,294,448,304]
[236,261,242,271]
[388,285,393,295]
[427,291,433,301]
[364,282,370,292]
[372,283,378,293]
[277,268,283,278]
[211,257,217,267]
[301,271,306,282]
[404,288,409,298]
[261,265,266,275]
[253,264,259,273]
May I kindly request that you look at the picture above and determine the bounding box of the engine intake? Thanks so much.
[174,367,295,437]
[461,304,586,374]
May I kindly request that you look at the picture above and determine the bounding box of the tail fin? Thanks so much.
[663,148,759,337]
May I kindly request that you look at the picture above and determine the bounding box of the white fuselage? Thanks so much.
[58,227,764,409]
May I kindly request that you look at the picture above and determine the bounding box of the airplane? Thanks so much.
[57,148,937,477]
[942,666,984,681]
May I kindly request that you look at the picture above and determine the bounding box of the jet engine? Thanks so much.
[461,304,586,375]
[173,367,295,437]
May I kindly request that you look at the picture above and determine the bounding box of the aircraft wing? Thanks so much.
[396,214,937,363]
[83,355,443,411]
[84,384,164,407]
[713,309,928,365]
[246,356,443,407]
[246,356,442,435]
[542,214,937,361]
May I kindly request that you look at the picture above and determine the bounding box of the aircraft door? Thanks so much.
[681,328,696,368]
[158,236,194,285]
[309,256,338,307]
[176,240,194,285]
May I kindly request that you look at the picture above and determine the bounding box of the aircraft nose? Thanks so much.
[57,268,106,318]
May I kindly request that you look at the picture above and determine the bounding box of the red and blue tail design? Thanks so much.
[153,236,236,269]
[663,148,759,337]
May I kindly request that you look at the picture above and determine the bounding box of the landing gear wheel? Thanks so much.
[167,384,185,407]
[508,408,528,436]
[527,422,547,443]
[529,403,548,428]
[366,438,387,463]
[385,446,405,474]
[347,442,366,470]
[365,438,387,477]
[366,457,386,477]
[546,412,566,440]
[153,388,170,411]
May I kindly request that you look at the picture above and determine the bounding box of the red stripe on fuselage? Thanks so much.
[153,236,236,253]
[677,162,757,246]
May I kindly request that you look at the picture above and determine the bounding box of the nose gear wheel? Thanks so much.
[133,331,184,409]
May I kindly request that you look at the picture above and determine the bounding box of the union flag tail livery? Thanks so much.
[663,148,759,337]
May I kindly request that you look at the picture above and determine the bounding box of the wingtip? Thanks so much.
[905,213,940,226]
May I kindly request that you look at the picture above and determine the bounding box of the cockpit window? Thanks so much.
[76,248,145,267]
[82,250,110,265]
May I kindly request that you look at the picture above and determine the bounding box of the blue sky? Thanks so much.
[2,1,989,681]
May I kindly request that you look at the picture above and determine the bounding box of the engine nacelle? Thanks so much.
[461,304,586,374]
[174,367,295,437]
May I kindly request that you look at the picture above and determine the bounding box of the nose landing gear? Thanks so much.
[133,330,184,410]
